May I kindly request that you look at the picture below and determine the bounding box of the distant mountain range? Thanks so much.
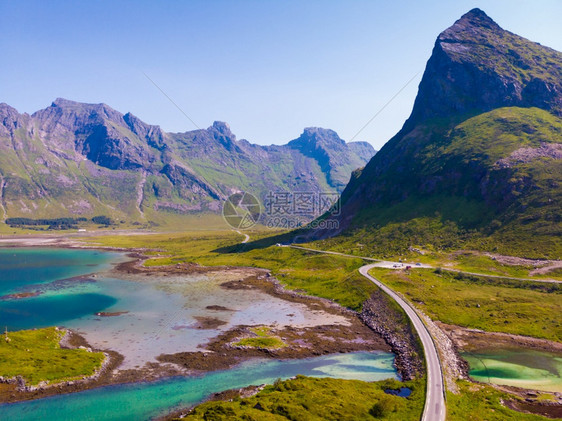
[314,9,562,257]
[0,99,374,223]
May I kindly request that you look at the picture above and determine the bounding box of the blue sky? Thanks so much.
[1,0,561,149]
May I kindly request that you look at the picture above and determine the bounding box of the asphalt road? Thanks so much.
[283,243,560,419]
[287,244,446,420]
[287,244,561,284]
[360,264,446,421]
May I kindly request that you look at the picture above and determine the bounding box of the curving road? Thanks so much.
[287,245,561,284]
[235,230,250,244]
[287,244,446,420]
[274,243,560,420]
[360,264,446,421]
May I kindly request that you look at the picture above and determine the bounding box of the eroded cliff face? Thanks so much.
[406,8,562,127]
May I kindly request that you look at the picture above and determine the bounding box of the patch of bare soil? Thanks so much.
[483,252,562,276]
[192,316,228,329]
[504,398,562,419]
[438,322,562,355]
[496,142,562,168]
[157,320,389,374]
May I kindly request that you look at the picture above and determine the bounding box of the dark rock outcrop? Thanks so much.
[406,8,562,128]
[361,291,424,380]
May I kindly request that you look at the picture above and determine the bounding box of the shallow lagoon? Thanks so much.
[462,348,562,393]
[0,247,120,296]
[0,247,399,419]
[0,248,122,328]
[0,248,351,369]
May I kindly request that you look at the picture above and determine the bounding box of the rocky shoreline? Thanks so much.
[360,290,424,380]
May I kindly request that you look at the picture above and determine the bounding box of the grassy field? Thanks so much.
[369,268,562,342]
[182,376,425,420]
[290,239,562,286]
[403,251,562,282]
[234,326,287,350]
[183,376,551,421]
[0,213,231,235]
[90,230,561,340]
[435,252,559,279]
[314,233,562,281]
[87,230,377,311]
[447,380,554,421]
[0,327,105,385]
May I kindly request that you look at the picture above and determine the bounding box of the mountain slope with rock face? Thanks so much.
[0,99,375,224]
[315,9,562,258]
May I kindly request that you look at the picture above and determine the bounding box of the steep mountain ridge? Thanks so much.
[406,8,562,128]
[317,9,562,257]
[0,99,375,223]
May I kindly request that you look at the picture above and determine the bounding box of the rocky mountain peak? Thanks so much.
[0,103,20,120]
[404,8,562,128]
[46,98,124,124]
[286,127,375,190]
[303,127,342,141]
[437,8,504,60]
[290,127,346,151]
[0,103,23,135]
[208,121,237,150]
[443,8,500,37]
[51,97,80,107]
[315,9,562,251]
[211,121,233,136]
[0,102,19,113]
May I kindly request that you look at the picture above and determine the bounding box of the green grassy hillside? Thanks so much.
[329,107,562,258]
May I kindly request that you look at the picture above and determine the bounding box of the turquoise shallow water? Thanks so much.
[0,247,399,420]
[0,248,119,295]
[462,348,562,393]
[0,248,123,330]
[0,351,397,421]
[1,247,362,369]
